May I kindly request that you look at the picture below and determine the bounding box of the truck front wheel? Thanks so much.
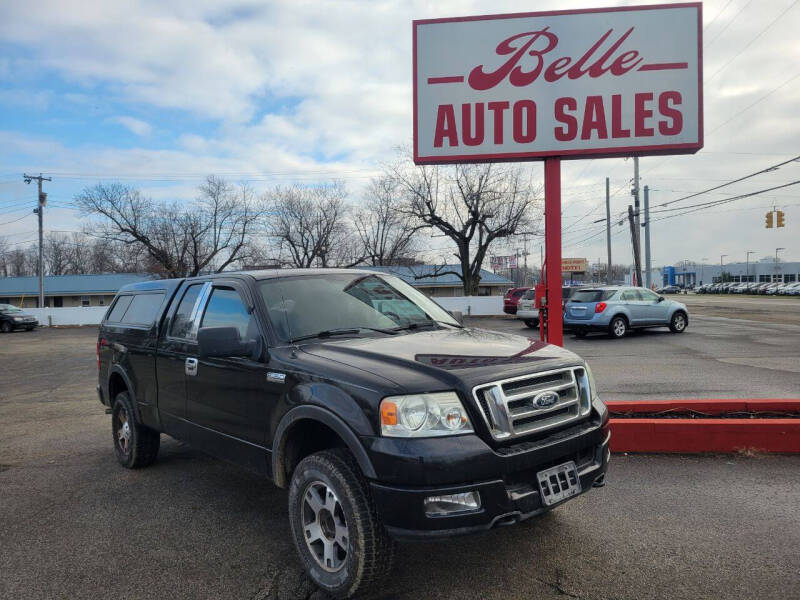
[111,391,160,468]
[288,448,395,599]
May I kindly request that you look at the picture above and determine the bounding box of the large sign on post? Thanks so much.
[413,3,702,163]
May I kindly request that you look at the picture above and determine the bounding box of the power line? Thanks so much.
[657,154,800,208]
[705,0,799,83]
[704,0,754,47]
[704,0,735,32]
[0,213,32,227]
[650,179,800,218]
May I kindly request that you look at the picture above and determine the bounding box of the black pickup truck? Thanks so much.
[97,269,609,598]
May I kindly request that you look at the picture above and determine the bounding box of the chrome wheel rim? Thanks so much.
[302,481,348,573]
[674,315,686,331]
[613,320,625,337]
[116,408,131,454]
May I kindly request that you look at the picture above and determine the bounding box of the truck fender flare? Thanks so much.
[272,405,377,488]
[108,366,140,420]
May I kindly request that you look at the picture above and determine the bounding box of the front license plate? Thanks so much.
[537,461,581,506]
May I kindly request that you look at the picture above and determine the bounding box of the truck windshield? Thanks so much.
[259,273,460,343]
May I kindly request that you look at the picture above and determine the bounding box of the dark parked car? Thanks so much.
[0,303,38,332]
[97,270,609,598]
[503,286,530,314]
[660,285,681,294]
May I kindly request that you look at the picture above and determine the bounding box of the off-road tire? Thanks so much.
[608,316,628,339]
[288,448,395,599]
[669,311,688,333]
[112,391,160,468]
[1,321,11,333]
[524,319,538,329]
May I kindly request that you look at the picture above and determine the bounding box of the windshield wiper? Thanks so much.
[391,319,461,332]
[290,326,398,343]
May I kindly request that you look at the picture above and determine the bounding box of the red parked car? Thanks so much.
[503,287,531,315]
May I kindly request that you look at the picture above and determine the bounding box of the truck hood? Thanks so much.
[299,327,584,391]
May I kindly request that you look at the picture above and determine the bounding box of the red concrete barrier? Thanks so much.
[605,399,800,453]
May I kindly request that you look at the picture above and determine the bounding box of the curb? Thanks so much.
[606,399,800,454]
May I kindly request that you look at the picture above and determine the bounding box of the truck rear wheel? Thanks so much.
[288,448,395,599]
[112,391,160,468]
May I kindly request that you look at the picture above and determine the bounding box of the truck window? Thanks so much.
[200,287,254,339]
[121,293,165,326]
[106,295,133,322]
[170,284,204,339]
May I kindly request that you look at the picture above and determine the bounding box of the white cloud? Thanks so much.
[109,116,152,137]
[0,0,798,263]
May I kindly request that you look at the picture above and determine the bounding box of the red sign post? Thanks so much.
[413,3,702,345]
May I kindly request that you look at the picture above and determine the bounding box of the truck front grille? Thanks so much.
[472,367,593,440]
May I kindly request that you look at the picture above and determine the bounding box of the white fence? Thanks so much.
[26,306,108,327]
[435,296,504,316]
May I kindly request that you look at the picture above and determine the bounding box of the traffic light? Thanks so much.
[765,211,773,228]
[776,210,785,228]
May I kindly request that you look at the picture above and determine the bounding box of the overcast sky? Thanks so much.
[1,0,798,269]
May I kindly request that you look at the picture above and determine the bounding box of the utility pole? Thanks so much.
[643,185,651,289]
[628,205,642,286]
[605,177,612,284]
[23,173,51,308]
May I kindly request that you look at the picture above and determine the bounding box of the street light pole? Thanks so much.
[746,251,755,282]
[720,254,727,283]
[701,257,708,285]
[776,247,785,282]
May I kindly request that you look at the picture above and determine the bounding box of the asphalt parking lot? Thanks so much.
[480,294,800,401]
[1,298,799,599]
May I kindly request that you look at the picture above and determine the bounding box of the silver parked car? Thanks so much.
[563,286,689,339]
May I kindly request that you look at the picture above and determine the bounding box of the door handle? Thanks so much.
[185,357,198,376]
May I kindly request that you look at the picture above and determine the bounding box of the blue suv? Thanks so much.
[564,286,689,339]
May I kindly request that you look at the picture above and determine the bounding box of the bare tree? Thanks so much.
[43,233,73,275]
[0,237,8,277]
[266,182,365,268]
[354,176,421,266]
[74,177,262,277]
[390,158,541,295]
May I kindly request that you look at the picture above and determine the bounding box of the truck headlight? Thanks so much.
[380,392,473,437]
[576,364,598,415]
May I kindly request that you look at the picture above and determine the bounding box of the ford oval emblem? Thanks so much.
[533,391,560,408]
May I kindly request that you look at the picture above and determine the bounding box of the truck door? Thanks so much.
[185,281,270,471]
[155,281,209,437]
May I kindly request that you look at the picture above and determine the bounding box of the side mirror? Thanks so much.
[657,296,665,302]
[450,310,464,326]
[197,326,255,359]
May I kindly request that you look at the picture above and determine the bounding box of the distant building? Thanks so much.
[361,265,513,297]
[635,261,800,288]
[0,274,154,308]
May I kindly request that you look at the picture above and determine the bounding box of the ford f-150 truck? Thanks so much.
[97,269,609,598]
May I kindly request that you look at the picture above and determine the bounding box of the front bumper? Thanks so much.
[366,405,609,541]
[516,309,539,320]
[9,319,38,329]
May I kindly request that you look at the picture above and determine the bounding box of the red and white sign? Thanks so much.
[413,3,703,164]
[490,255,518,270]
[562,258,588,273]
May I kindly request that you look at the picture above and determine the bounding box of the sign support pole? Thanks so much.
[544,157,563,347]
